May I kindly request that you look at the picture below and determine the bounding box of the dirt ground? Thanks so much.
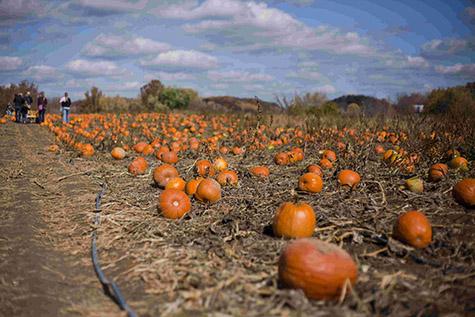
[0,120,474,317]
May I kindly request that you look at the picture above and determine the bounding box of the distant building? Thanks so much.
[413,104,424,113]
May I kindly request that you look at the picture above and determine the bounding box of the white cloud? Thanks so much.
[23,65,58,81]
[312,84,336,95]
[435,63,475,77]
[403,56,429,68]
[139,50,219,69]
[211,83,229,89]
[0,55,23,70]
[286,70,329,82]
[75,0,147,11]
[421,37,472,55]
[107,81,141,90]
[65,59,127,76]
[0,0,41,19]
[83,34,171,57]
[244,84,266,90]
[143,71,196,82]
[208,70,274,82]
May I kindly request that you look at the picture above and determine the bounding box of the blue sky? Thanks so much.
[0,0,474,102]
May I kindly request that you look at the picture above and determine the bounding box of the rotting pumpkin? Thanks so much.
[278,238,358,301]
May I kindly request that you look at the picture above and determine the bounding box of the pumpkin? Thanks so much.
[374,145,385,154]
[161,150,178,164]
[273,202,316,238]
[278,238,358,300]
[213,157,227,171]
[153,164,179,188]
[232,147,243,155]
[111,147,126,160]
[156,146,170,160]
[452,178,475,208]
[405,178,423,193]
[81,144,94,157]
[290,147,304,161]
[0,118,8,124]
[306,164,323,178]
[159,189,191,219]
[319,158,333,169]
[165,177,186,191]
[195,160,215,177]
[250,166,270,178]
[446,149,460,160]
[194,178,221,204]
[216,170,238,186]
[185,178,203,196]
[337,170,360,189]
[322,150,336,162]
[392,210,432,247]
[128,156,147,175]
[275,152,290,165]
[298,173,323,193]
[141,144,155,155]
[427,163,448,182]
[133,142,147,153]
[448,157,468,172]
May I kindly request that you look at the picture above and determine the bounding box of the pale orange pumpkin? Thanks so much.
[337,170,360,189]
[278,238,358,300]
[298,173,323,193]
[111,147,126,160]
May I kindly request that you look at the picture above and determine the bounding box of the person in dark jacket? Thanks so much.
[21,91,33,124]
[13,93,23,123]
[37,91,47,123]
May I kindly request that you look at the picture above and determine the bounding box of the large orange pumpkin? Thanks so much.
[153,164,179,188]
[159,189,191,219]
[185,178,203,195]
[133,142,147,153]
[298,173,323,193]
[275,152,289,165]
[128,156,147,175]
[213,157,228,171]
[392,210,432,247]
[273,202,316,239]
[161,150,178,164]
[111,147,126,160]
[306,164,323,178]
[337,170,360,189]
[194,178,221,204]
[322,150,336,162]
[278,238,358,300]
[452,178,475,208]
[165,177,186,191]
[81,144,94,157]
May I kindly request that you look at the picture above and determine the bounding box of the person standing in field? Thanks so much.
[13,93,23,123]
[37,91,47,123]
[60,92,71,124]
[22,91,33,124]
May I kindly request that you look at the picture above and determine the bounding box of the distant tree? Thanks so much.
[347,102,360,116]
[425,85,474,116]
[140,80,164,110]
[0,80,39,114]
[82,86,103,113]
[395,93,427,114]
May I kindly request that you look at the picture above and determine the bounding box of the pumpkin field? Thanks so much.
[1,109,474,316]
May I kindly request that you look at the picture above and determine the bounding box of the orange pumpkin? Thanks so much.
[250,166,270,178]
[452,178,475,208]
[278,238,358,300]
[195,160,215,177]
[213,157,228,171]
[298,173,323,193]
[427,163,448,182]
[81,144,94,157]
[128,156,147,175]
[448,157,468,172]
[161,150,178,164]
[337,170,360,189]
[165,177,186,191]
[306,164,323,178]
[393,210,432,247]
[322,150,336,162]
[275,152,290,165]
[273,202,316,238]
[111,147,126,160]
[216,170,238,186]
[141,144,155,155]
[49,144,59,152]
[374,145,385,154]
[133,141,147,153]
[159,189,191,219]
[153,164,179,188]
[319,158,333,169]
[194,178,221,204]
[185,178,203,196]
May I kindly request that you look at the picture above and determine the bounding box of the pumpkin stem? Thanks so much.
[291,189,300,205]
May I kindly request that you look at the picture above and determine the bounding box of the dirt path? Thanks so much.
[0,123,125,316]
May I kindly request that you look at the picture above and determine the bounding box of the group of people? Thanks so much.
[7,92,72,124]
